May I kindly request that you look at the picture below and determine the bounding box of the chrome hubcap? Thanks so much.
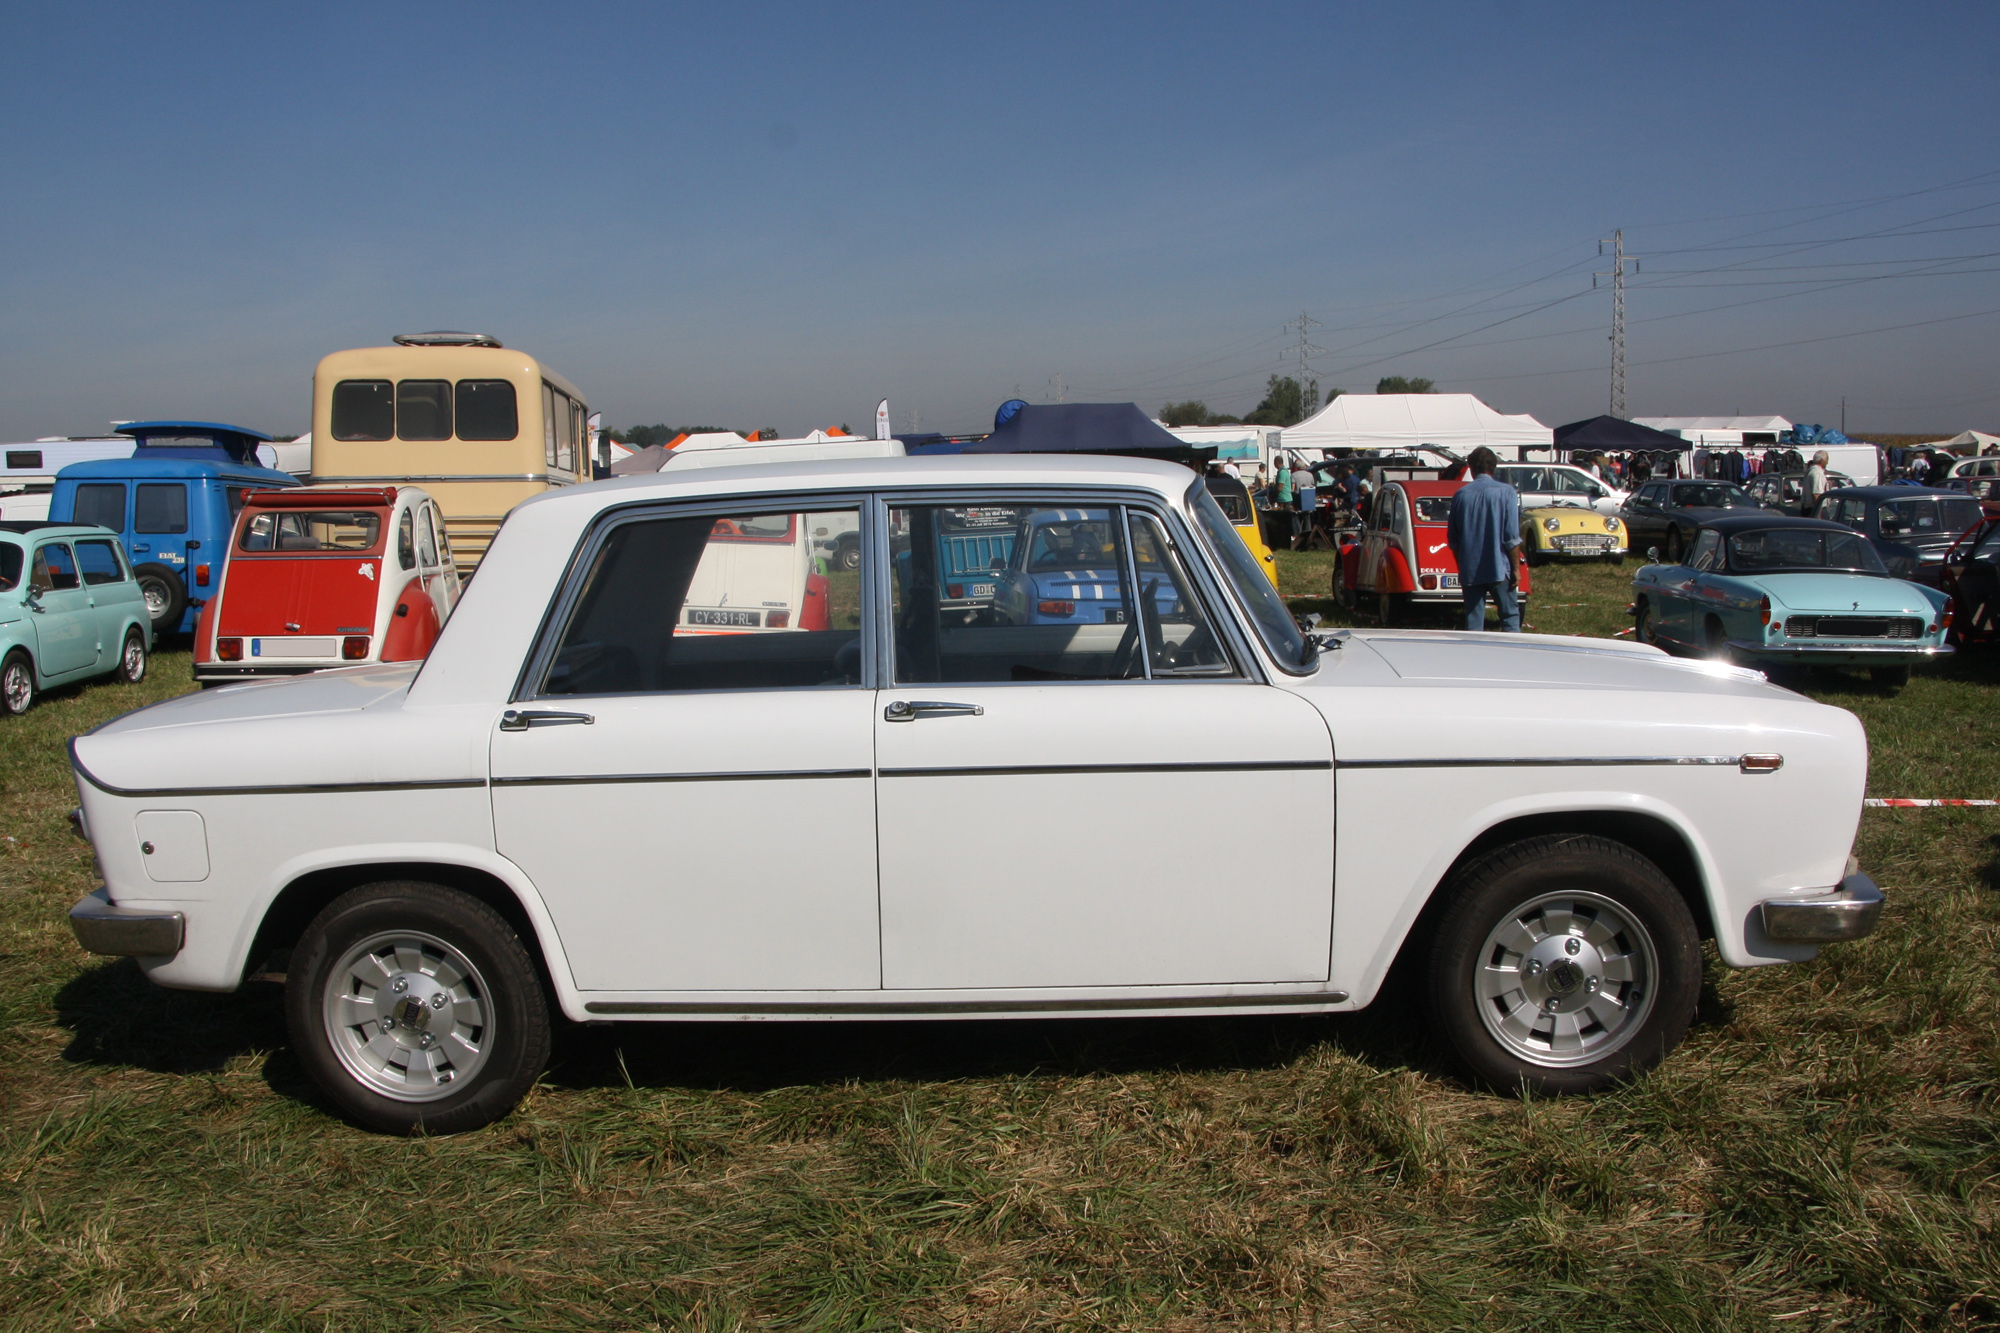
[2,664,29,712]
[1474,890,1658,1067]
[140,581,168,617]
[123,638,144,679]
[322,931,491,1102]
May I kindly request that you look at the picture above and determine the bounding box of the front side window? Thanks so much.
[33,544,79,592]
[538,508,863,695]
[134,483,188,534]
[332,379,394,441]
[455,379,518,440]
[1188,481,1306,670]
[396,380,453,441]
[71,482,126,532]
[1689,529,1723,571]
[0,542,22,591]
[74,539,126,585]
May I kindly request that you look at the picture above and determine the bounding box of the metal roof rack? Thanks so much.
[392,331,504,348]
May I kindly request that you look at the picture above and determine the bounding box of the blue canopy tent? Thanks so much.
[958,402,1215,466]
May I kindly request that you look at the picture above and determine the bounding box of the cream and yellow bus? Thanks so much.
[309,332,591,570]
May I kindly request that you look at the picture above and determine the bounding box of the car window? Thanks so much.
[34,543,80,591]
[1126,512,1233,676]
[1674,484,1755,509]
[429,505,453,565]
[1728,528,1888,574]
[1690,530,1723,571]
[398,508,417,569]
[241,510,383,552]
[0,542,21,591]
[1552,469,1595,494]
[1413,495,1454,522]
[74,539,126,585]
[417,507,441,570]
[1503,467,1544,491]
[71,483,126,533]
[538,507,863,695]
[134,483,189,534]
[1188,481,1305,669]
[1883,497,1983,536]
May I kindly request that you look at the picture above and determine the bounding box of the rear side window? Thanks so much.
[71,483,126,532]
[74,539,126,585]
[135,484,188,534]
[332,380,395,441]
[455,380,518,440]
[397,380,452,441]
[398,509,416,569]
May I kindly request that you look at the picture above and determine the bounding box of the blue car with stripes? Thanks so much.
[990,507,1192,626]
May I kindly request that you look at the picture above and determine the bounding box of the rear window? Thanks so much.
[455,380,518,440]
[134,483,188,534]
[241,510,384,552]
[1882,497,1983,536]
[1414,496,1455,522]
[397,380,452,441]
[332,380,395,441]
[71,482,126,532]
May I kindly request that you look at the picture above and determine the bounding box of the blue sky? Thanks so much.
[2,1,1996,440]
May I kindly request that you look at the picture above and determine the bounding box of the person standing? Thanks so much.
[1805,449,1830,509]
[1446,446,1524,632]
[1293,457,1318,521]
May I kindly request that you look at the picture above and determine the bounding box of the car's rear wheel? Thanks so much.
[287,881,551,1134]
[132,564,187,631]
[116,628,147,684]
[1,651,35,716]
[1632,598,1661,649]
[1663,528,1685,563]
[1703,616,1734,661]
[1425,835,1701,1094]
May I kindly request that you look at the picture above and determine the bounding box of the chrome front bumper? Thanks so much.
[1760,872,1885,944]
[1730,641,1953,659]
[69,888,184,958]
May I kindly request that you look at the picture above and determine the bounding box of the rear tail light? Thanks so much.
[1038,600,1075,616]
[1936,597,1953,634]
[1419,574,1438,590]
[341,636,370,660]
[216,637,242,662]
[767,609,791,628]
[1759,595,1772,627]
[946,584,964,599]
[194,563,210,587]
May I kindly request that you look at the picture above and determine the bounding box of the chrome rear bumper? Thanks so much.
[1760,873,1884,944]
[69,888,184,958]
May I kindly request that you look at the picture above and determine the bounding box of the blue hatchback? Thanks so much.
[50,422,298,633]
[990,508,1192,626]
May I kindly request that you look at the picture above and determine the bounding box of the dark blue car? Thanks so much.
[51,421,298,632]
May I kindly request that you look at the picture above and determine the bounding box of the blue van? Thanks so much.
[51,422,299,633]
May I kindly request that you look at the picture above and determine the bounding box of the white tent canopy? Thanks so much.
[1284,394,1551,454]
[1633,415,1792,435]
[1940,430,2000,454]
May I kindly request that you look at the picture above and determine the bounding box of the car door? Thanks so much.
[27,543,96,675]
[873,497,1336,991]
[1625,485,1663,550]
[490,500,882,993]
[72,537,134,660]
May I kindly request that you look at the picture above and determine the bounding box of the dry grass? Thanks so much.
[1,588,1996,1330]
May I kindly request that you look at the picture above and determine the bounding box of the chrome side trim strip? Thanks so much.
[1336,755,1741,769]
[879,760,1332,779]
[69,744,486,798]
[585,990,1350,1016]
[493,768,870,788]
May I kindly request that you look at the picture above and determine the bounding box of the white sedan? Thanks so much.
[66,455,1882,1133]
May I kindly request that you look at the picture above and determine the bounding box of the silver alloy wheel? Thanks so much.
[121,633,146,682]
[139,577,169,620]
[322,929,493,1102]
[2,659,31,713]
[1473,890,1660,1068]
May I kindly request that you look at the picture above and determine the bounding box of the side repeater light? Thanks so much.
[1740,754,1784,774]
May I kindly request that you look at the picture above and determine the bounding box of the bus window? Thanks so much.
[397,380,452,441]
[542,384,558,469]
[72,483,126,532]
[455,380,517,440]
[333,380,395,441]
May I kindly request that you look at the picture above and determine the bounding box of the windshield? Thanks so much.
[1882,496,1983,538]
[1413,495,1455,522]
[1728,528,1889,575]
[1188,480,1307,670]
[1673,484,1757,509]
[240,509,384,552]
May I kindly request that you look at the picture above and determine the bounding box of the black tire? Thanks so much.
[1663,528,1685,563]
[1607,552,1625,567]
[1703,616,1732,662]
[1,650,35,717]
[286,881,551,1135]
[1424,835,1701,1095]
[1632,598,1661,650]
[1381,591,1412,626]
[132,563,187,631]
[115,627,147,684]
[836,538,861,573]
[1871,664,1911,691]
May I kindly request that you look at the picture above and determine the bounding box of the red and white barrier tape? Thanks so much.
[1866,798,2000,808]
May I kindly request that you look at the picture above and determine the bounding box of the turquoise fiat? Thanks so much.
[0,522,152,715]
[1630,513,1951,691]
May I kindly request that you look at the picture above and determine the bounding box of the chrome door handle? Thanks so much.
[884,699,984,722]
[499,709,596,731]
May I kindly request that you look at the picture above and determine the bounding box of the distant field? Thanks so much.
[1,581,1995,1329]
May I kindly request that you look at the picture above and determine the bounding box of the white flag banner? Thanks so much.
[875,398,890,441]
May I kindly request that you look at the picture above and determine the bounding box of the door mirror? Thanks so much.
[1646,546,1661,565]
[1588,486,1604,500]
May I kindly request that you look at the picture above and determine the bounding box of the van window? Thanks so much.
[226,486,250,519]
[332,380,395,441]
[455,380,518,440]
[397,380,453,441]
[74,539,126,585]
[71,483,126,532]
[134,483,188,534]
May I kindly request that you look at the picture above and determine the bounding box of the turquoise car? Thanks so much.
[1,522,152,716]
[1630,513,1950,691]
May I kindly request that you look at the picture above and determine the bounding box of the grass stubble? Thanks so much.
[0,559,1993,1330]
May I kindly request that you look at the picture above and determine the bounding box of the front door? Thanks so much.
[72,537,133,660]
[874,500,1336,991]
[491,502,881,993]
[28,543,97,675]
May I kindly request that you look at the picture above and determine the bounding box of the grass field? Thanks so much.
[2,564,1996,1331]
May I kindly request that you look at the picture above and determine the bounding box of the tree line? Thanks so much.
[1162,375,1436,429]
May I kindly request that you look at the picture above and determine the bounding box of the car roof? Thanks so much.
[1697,513,1851,535]
[0,521,116,539]
[1834,486,1966,500]
[55,457,301,482]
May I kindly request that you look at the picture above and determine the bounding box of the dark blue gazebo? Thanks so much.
[959,403,1214,465]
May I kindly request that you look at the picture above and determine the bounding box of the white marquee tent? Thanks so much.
[1940,430,2000,454]
[1283,394,1552,455]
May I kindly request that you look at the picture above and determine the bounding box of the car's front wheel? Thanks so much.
[1,650,35,716]
[1425,835,1701,1094]
[286,882,552,1134]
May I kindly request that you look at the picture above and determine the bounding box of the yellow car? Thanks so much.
[1205,474,1280,587]
[1521,501,1626,565]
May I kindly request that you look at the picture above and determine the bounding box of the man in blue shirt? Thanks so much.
[1446,446,1524,632]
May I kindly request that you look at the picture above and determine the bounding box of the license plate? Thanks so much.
[970,583,995,598]
[1103,608,1128,623]
[688,609,760,627]
[1441,574,1460,589]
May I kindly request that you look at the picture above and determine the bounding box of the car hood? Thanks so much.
[1756,573,1935,614]
[1346,629,1787,697]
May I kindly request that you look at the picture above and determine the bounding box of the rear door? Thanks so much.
[73,537,135,655]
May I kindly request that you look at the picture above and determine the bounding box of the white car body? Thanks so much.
[70,455,1873,1029]
[1495,463,1628,517]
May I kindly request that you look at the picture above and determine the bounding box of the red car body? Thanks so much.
[1334,478,1530,622]
[193,485,462,684]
